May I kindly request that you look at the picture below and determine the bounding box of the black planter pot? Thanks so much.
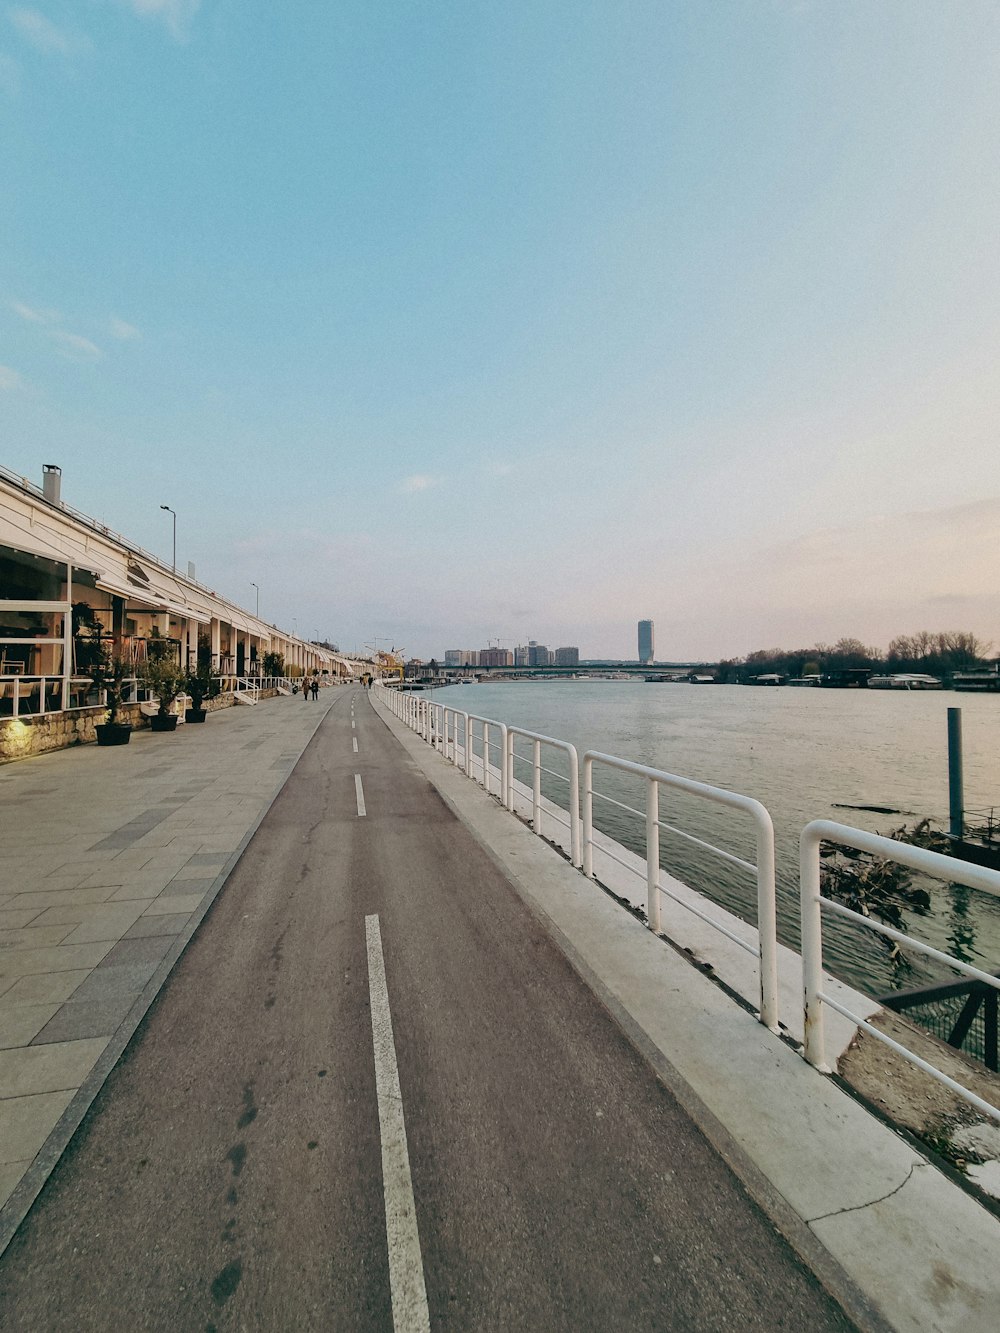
[185,707,207,723]
[149,713,179,732]
[95,723,131,747]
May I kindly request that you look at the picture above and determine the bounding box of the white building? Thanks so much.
[1,462,341,727]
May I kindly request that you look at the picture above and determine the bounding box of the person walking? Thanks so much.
[310,677,319,701]
[302,674,310,700]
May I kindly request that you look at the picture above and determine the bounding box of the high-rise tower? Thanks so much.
[638,619,655,665]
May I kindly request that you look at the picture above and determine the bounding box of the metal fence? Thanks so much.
[583,751,778,1031]
[801,820,1000,1122]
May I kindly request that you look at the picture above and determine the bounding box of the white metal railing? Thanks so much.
[801,820,1000,1121]
[508,727,581,868]
[374,682,1000,1072]
[1,673,142,719]
[582,753,778,1030]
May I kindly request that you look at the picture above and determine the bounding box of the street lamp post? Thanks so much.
[251,581,259,617]
[159,505,176,573]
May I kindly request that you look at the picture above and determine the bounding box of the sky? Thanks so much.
[2,1,999,662]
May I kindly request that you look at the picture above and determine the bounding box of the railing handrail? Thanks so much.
[800,818,1000,1120]
[583,750,777,1030]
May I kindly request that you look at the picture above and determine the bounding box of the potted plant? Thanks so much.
[183,661,218,722]
[89,638,132,746]
[141,633,186,732]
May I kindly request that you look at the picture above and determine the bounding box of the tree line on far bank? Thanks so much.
[714,631,993,683]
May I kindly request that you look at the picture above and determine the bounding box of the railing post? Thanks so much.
[463,713,470,774]
[499,724,509,808]
[482,721,490,792]
[532,739,541,830]
[568,745,581,869]
[646,778,661,932]
[583,755,594,877]
[800,824,831,1072]
[505,728,514,810]
[754,808,779,1032]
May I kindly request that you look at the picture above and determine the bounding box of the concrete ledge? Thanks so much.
[370,691,1000,1333]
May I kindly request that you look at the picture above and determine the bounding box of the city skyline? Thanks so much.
[2,4,998,659]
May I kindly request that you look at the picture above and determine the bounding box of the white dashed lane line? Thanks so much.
[365,914,430,1333]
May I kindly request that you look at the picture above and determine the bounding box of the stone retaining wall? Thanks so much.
[0,690,274,764]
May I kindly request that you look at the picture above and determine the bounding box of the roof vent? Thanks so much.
[42,464,62,505]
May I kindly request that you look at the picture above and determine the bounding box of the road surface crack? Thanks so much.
[807,1162,919,1224]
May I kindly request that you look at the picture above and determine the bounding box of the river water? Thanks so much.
[432,680,1000,999]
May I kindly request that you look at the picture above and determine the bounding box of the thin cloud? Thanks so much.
[0,364,23,390]
[8,8,91,57]
[109,315,141,340]
[399,474,442,494]
[51,330,103,361]
[10,299,60,325]
[120,0,201,41]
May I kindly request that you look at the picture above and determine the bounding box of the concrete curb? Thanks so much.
[0,690,345,1259]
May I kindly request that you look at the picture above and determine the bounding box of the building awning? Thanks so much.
[2,531,101,576]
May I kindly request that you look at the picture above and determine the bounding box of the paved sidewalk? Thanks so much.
[0,687,342,1247]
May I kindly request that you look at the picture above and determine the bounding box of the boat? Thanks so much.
[747,673,785,686]
[820,669,872,688]
[952,668,1000,693]
[788,675,821,687]
[868,674,943,691]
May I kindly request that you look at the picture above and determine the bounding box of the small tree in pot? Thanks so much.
[141,632,186,732]
[89,638,132,746]
[184,632,220,721]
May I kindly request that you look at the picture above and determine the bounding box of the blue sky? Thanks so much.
[2,1,999,660]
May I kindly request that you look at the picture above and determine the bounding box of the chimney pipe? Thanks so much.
[42,464,62,505]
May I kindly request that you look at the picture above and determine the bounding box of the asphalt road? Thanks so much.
[0,688,857,1331]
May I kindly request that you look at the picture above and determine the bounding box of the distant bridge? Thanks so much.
[426,662,713,681]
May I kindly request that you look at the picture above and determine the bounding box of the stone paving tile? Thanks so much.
[32,992,138,1046]
[0,1159,32,1210]
[123,913,191,939]
[101,936,176,968]
[185,852,230,866]
[0,1002,60,1049]
[106,850,158,868]
[0,941,115,981]
[0,909,46,929]
[0,924,77,950]
[2,886,122,911]
[55,965,158,1002]
[75,870,129,888]
[58,901,150,946]
[42,867,93,884]
[105,884,166,903]
[159,877,215,897]
[0,1090,75,1164]
[0,1037,109,1097]
[0,971,89,1006]
[142,893,204,916]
